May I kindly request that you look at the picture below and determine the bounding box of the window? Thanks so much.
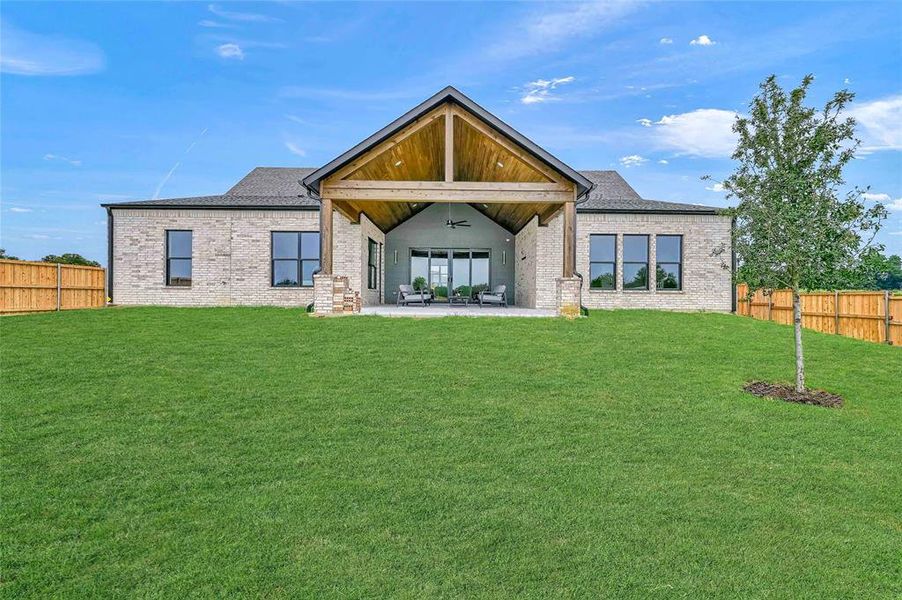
[367,238,378,290]
[272,232,320,287]
[589,234,616,290]
[623,235,649,290]
[656,235,682,290]
[166,230,192,286]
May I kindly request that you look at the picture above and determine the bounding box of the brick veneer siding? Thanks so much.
[111,208,319,306]
[331,212,385,307]
[576,213,732,311]
[514,218,537,308]
[515,213,564,309]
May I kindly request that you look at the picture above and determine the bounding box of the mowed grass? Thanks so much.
[2,308,900,599]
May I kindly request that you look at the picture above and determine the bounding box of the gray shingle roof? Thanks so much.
[102,166,719,214]
[579,170,718,213]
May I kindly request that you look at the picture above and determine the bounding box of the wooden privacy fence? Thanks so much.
[736,283,901,346]
[0,259,106,314]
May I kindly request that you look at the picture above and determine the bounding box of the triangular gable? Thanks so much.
[302,86,593,197]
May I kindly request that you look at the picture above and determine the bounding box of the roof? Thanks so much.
[102,167,319,210]
[579,170,718,214]
[301,86,595,199]
[103,167,719,214]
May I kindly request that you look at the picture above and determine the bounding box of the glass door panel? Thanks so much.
[410,249,429,291]
[452,250,471,298]
[430,250,449,301]
[471,250,490,296]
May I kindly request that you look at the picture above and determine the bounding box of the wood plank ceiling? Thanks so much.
[324,104,573,232]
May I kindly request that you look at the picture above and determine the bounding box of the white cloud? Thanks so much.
[8,207,32,213]
[43,153,82,167]
[284,141,306,157]
[689,34,716,46]
[706,182,726,192]
[216,43,244,60]
[636,118,652,127]
[487,2,639,62]
[650,108,738,158]
[849,94,902,152]
[890,199,902,211]
[0,21,105,76]
[862,192,891,202]
[659,37,673,45]
[521,76,575,104]
[889,231,902,236]
[843,77,852,85]
[619,155,648,168]
[658,159,669,165]
[25,234,51,240]
[207,4,281,23]
[198,20,235,29]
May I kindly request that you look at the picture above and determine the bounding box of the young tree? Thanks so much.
[0,248,21,260]
[717,75,886,392]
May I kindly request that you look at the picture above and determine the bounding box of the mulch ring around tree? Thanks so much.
[743,381,844,408]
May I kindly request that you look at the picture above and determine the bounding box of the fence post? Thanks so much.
[767,292,773,322]
[834,290,840,335]
[886,290,892,345]
[56,263,61,312]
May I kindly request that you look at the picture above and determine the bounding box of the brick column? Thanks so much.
[556,276,581,319]
[313,273,360,316]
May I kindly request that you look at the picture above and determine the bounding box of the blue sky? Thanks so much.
[2,1,900,264]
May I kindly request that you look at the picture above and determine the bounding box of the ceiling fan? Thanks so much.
[444,202,470,228]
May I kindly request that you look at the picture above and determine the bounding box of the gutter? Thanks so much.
[576,207,720,216]
[731,216,737,313]
[99,204,319,211]
[106,207,114,304]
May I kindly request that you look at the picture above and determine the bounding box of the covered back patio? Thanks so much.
[301,87,593,316]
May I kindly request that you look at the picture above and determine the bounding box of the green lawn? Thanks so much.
[2,308,900,598]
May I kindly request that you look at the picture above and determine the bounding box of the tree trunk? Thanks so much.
[792,289,805,392]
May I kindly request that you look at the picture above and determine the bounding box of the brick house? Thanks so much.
[103,87,733,315]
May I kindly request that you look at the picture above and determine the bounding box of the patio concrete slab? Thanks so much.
[360,305,557,318]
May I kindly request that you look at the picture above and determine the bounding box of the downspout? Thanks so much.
[731,216,737,313]
[106,207,114,304]
[300,178,321,312]
[573,183,596,316]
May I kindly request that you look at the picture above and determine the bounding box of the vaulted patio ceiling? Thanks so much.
[303,87,593,233]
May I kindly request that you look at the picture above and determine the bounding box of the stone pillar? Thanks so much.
[556,276,582,319]
[313,273,360,316]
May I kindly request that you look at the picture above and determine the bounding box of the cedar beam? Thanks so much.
[332,199,360,224]
[563,200,575,278]
[445,106,454,182]
[320,197,333,274]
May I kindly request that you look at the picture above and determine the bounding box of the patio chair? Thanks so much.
[397,284,432,307]
[478,285,507,308]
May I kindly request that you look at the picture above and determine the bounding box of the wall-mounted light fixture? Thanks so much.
[393,249,398,265]
[502,250,506,265]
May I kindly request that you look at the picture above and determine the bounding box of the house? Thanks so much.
[102,87,733,316]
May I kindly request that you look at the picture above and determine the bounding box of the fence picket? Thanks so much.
[736,283,900,346]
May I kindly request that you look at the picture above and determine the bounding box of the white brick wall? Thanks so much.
[112,208,319,306]
[514,214,564,309]
[332,212,385,307]
[514,217,537,308]
[111,207,730,312]
[576,213,732,311]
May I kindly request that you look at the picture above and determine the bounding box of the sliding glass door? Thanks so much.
[411,248,490,302]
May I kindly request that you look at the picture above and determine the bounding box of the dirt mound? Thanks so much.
[743,381,843,408]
